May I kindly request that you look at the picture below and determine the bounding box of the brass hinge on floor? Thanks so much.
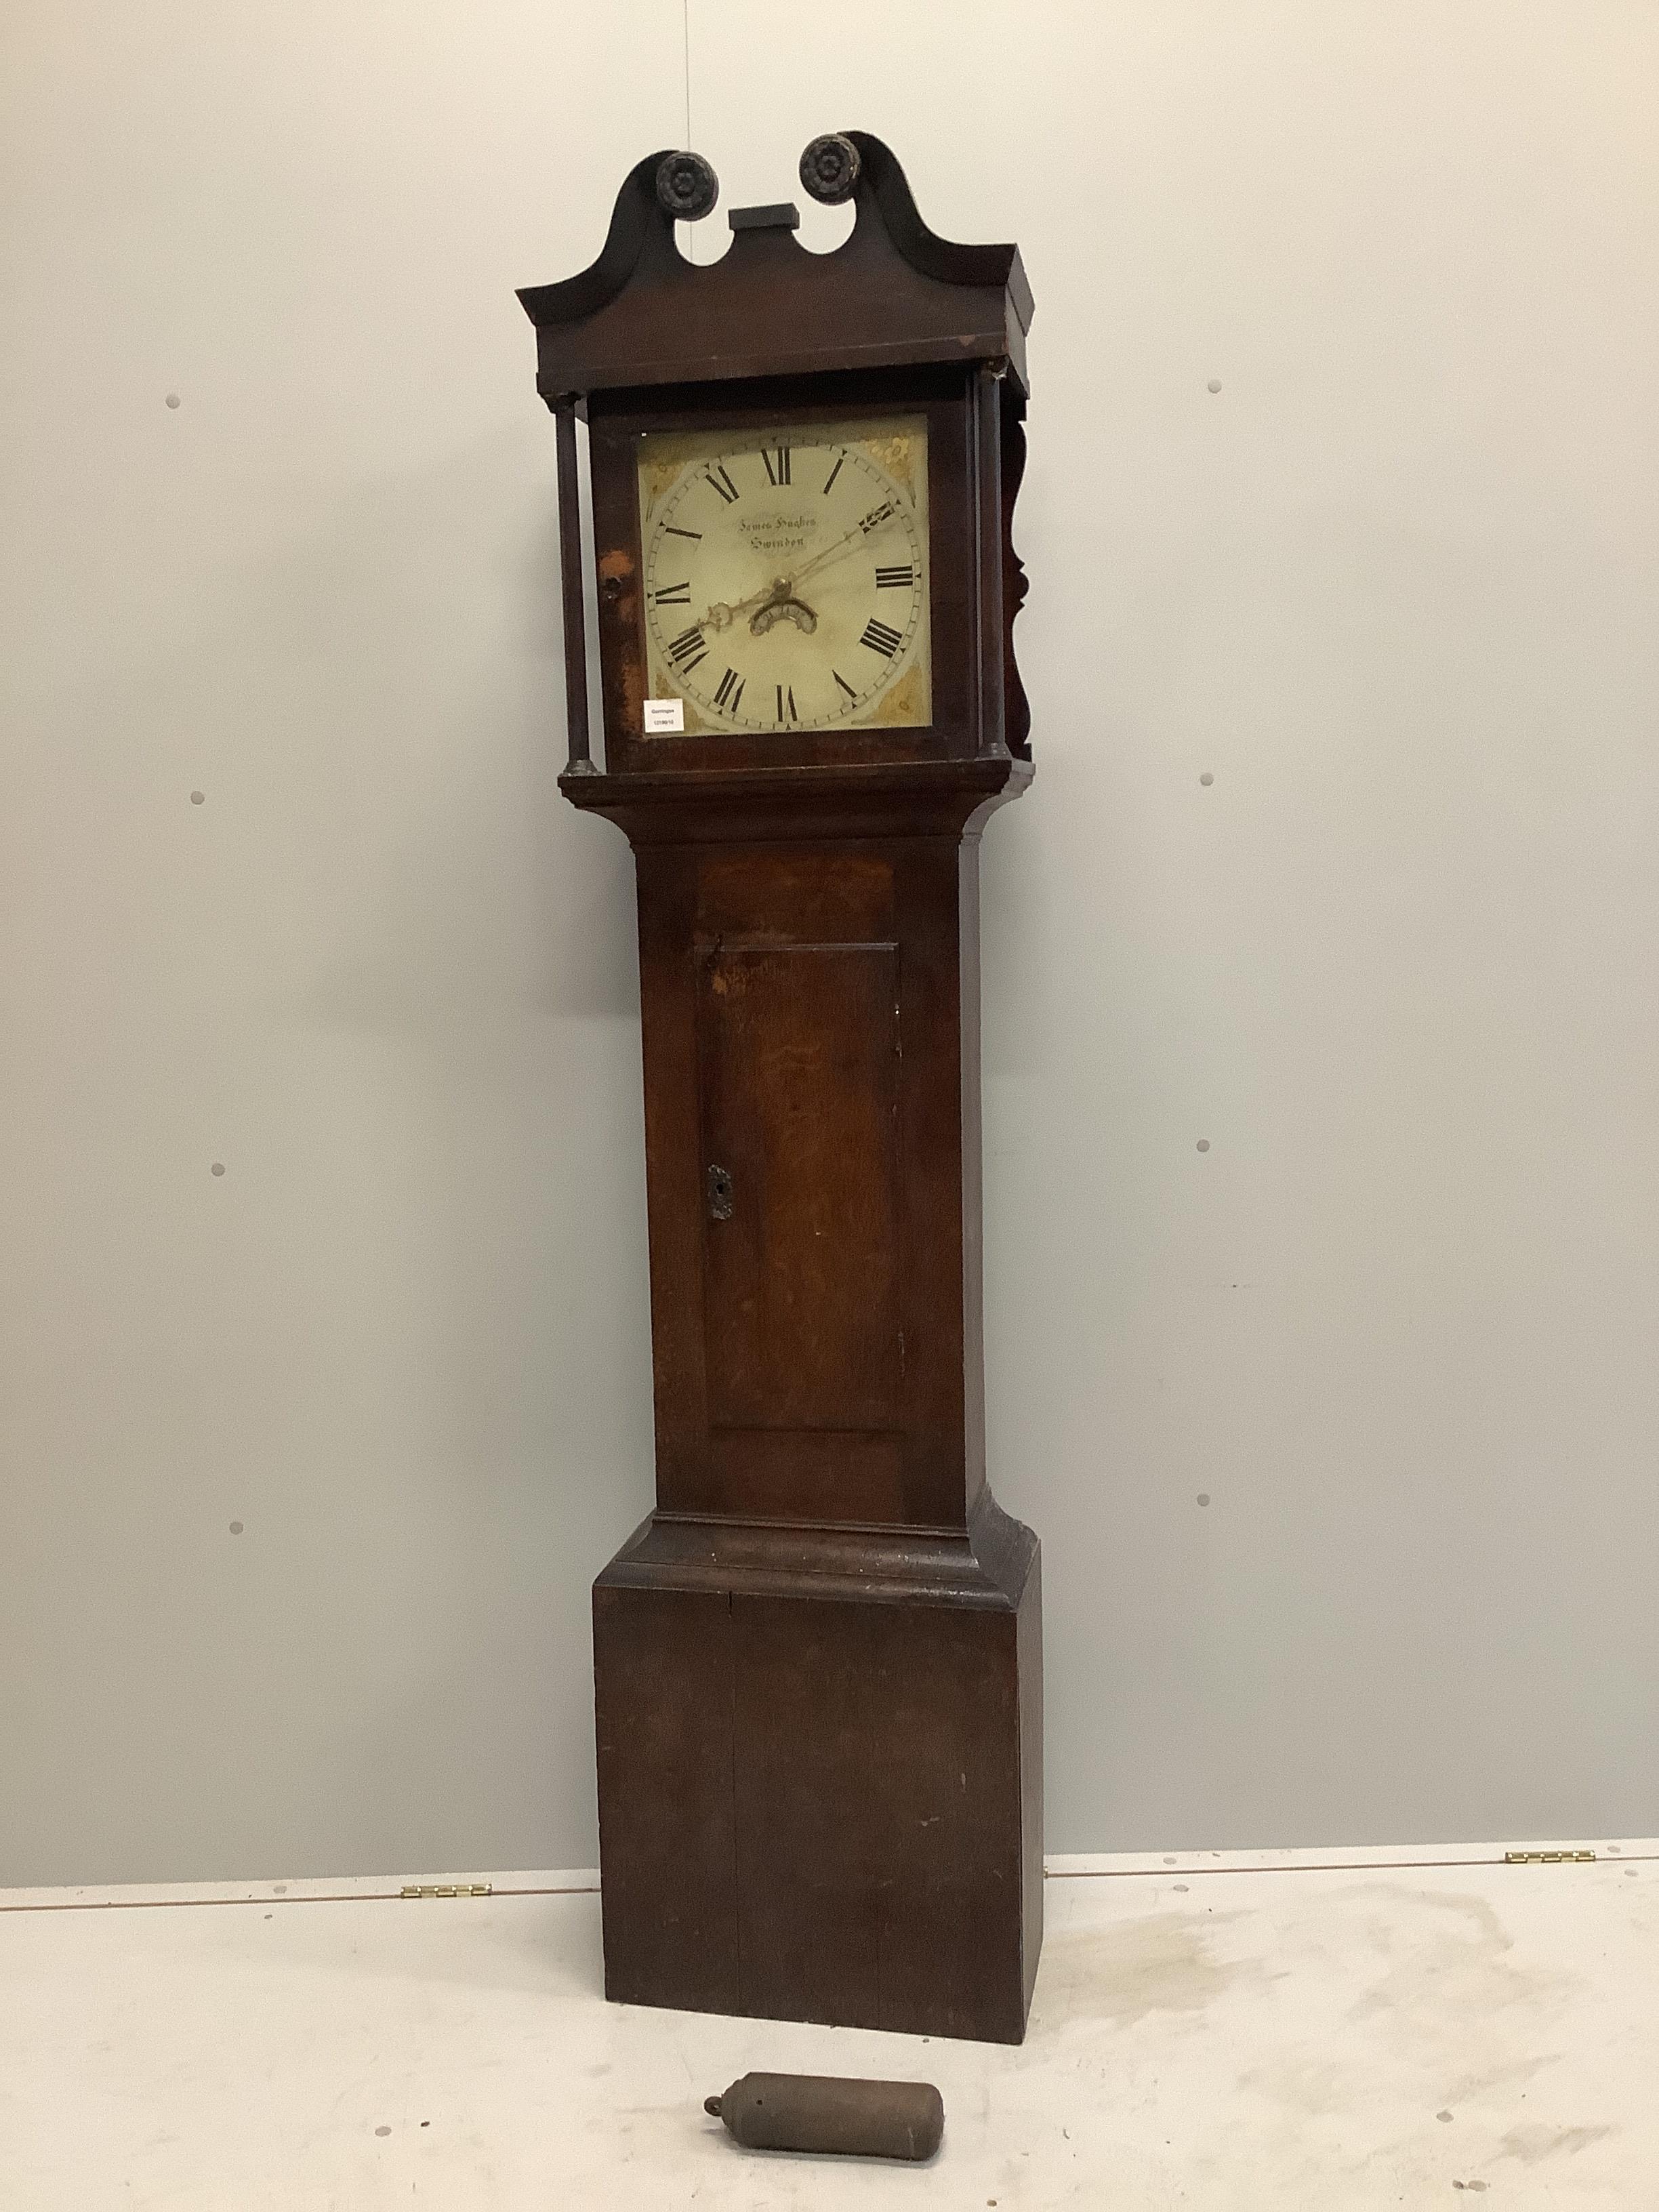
[399,1882,494,1899]
[1504,1849,1596,1865]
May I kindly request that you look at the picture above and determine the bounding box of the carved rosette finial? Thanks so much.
[798,133,861,205]
[655,151,719,222]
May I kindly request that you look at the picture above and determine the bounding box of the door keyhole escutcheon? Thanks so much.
[706,1164,735,1222]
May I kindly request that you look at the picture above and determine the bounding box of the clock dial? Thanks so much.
[636,415,930,735]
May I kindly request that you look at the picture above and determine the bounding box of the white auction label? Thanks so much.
[642,698,684,735]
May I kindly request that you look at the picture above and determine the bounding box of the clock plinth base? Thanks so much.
[592,1496,1042,2045]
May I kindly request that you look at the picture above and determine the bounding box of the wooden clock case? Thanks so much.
[521,134,1041,2045]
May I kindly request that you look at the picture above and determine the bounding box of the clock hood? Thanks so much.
[518,133,1033,405]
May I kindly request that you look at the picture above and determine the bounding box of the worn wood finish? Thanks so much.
[519,133,1033,399]
[590,1583,738,2015]
[581,767,1041,2039]
[527,136,1043,2045]
[697,939,902,1433]
[594,1493,1040,2043]
[616,807,991,1530]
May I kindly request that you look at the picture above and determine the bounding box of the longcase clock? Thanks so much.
[520,131,1040,2045]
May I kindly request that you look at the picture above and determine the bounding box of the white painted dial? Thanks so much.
[636,415,931,735]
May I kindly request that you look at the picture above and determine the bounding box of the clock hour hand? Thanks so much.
[708,577,818,636]
[703,575,790,632]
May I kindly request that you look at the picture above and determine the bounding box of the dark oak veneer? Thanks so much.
[525,135,1042,2043]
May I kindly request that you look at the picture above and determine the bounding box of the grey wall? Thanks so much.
[3,1,1656,1887]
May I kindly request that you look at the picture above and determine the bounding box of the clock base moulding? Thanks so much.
[594,1492,1041,2045]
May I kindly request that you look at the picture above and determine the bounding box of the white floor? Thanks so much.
[3,1843,1654,2208]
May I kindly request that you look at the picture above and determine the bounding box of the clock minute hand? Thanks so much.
[787,514,882,596]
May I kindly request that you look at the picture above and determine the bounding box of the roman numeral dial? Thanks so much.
[636,416,932,736]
